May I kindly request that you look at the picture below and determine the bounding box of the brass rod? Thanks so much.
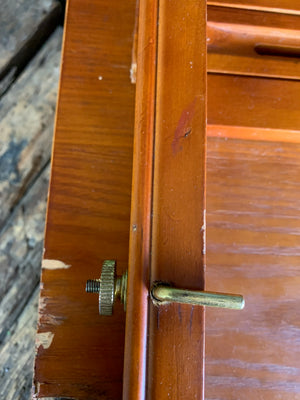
[151,284,245,310]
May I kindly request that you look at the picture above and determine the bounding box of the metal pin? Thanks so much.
[151,283,245,310]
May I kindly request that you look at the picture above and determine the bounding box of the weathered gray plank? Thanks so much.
[0,162,50,400]
[0,0,52,65]
[0,0,53,68]
[0,28,62,230]
[0,287,39,400]
[0,164,50,344]
[0,1,62,97]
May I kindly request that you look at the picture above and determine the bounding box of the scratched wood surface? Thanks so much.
[33,0,136,398]
[28,2,300,400]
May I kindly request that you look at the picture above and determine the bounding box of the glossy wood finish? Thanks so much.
[147,1,206,399]
[207,0,300,15]
[207,7,300,80]
[33,0,136,398]
[208,125,300,143]
[205,135,300,399]
[123,0,157,398]
[208,74,300,131]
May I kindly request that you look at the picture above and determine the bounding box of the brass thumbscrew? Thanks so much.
[86,260,245,315]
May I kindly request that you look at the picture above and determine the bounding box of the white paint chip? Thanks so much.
[98,75,103,80]
[36,332,54,350]
[42,259,71,270]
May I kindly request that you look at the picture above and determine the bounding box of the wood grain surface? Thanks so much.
[208,74,300,131]
[33,0,136,398]
[207,0,300,14]
[207,6,300,80]
[147,1,206,399]
[123,0,157,398]
[205,135,300,400]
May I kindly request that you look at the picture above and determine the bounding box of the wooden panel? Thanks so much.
[207,0,300,14]
[33,0,136,398]
[207,7,300,80]
[205,135,300,399]
[208,74,300,131]
[147,1,206,399]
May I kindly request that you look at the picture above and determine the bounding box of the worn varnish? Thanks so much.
[33,0,136,398]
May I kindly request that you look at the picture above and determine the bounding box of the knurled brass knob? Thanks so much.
[86,260,127,315]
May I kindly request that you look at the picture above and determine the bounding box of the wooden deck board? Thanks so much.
[0,26,62,400]
[0,28,62,229]
[0,0,54,71]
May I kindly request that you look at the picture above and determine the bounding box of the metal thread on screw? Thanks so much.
[85,260,128,315]
[86,279,101,293]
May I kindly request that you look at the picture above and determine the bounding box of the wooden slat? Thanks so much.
[207,1,300,15]
[147,1,206,398]
[123,0,158,398]
[33,0,136,398]
[205,136,300,399]
[208,74,300,131]
[207,7,300,80]
[0,28,62,230]
[207,125,300,143]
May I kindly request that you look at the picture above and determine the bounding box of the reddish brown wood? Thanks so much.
[123,0,158,398]
[147,1,207,399]
[205,135,300,399]
[208,74,300,131]
[207,0,300,14]
[208,125,300,143]
[33,0,136,398]
[207,7,300,80]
